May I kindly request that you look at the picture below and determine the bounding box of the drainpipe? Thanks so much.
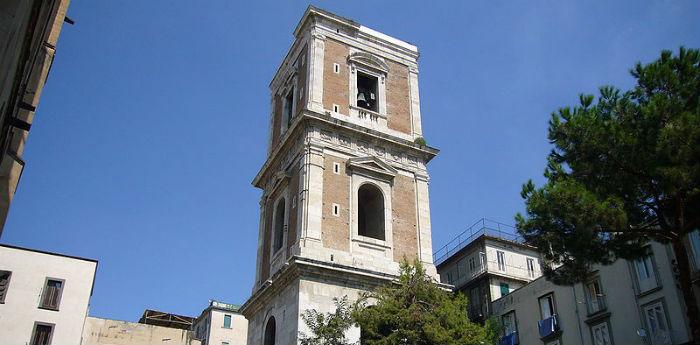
[572,285,586,345]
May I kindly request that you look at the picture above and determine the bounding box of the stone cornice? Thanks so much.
[239,256,397,317]
[252,109,439,188]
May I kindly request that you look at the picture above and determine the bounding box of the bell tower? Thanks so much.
[240,7,438,345]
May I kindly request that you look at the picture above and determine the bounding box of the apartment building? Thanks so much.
[193,300,248,345]
[434,219,543,323]
[0,0,72,236]
[491,241,693,345]
[0,243,97,345]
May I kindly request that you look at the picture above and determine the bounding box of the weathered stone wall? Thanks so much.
[321,154,350,251]
[322,39,349,113]
[386,60,412,135]
[391,174,418,261]
[246,279,300,345]
[81,317,201,345]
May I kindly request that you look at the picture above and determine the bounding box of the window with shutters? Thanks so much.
[39,278,64,310]
[590,321,613,345]
[500,282,510,297]
[0,271,10,303]
[643,301,671,345]
[31,323,54,345]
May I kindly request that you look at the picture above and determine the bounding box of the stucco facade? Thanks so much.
[193,301,248,345]
[0,244,97,345]
[81,317,201,345]
[435,228,543,323]
[491,241,692,345]
[241,6,438,345]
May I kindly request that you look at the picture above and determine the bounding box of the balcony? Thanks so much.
[538,314,560,340]
[586,295,607,315]
[498,332,519,345]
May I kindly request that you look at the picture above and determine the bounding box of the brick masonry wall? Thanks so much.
[321,154,350,252]
[391,174,418,262]
[386,60,412,135]
[322,39,349,114]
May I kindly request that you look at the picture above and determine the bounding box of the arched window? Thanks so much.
[358,184,385,240]
[273,199,285,253]
[264,316,276,345]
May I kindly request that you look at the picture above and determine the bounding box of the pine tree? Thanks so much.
[516,47,700,342]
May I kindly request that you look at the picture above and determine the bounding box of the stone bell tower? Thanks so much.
[240,6,438,345]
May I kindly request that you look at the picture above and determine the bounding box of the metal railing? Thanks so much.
[433,218,525,266]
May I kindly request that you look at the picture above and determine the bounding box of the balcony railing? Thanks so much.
[538,314,560,339]
[434,218,524,266]
[586,295,607,315]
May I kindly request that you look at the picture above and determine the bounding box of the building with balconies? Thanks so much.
[434,219,544,323]
[490,240,693,345]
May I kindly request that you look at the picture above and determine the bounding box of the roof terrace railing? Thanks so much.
[433,218,525,266]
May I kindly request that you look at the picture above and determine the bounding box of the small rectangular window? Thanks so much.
[469,258,475,271]
[501,311,517,335]
[0,271,11,303]
[332,204,339,216]
[497,251,506,271]
[539,294,555,319]
[688,229,700,271]
[500,283,510,297]
[333,63,340,74]
[223,314,231,328]
[332,104,339,113]
[31,323,54,345]
[527,258,535,278]
[634,247,658,293]
[585,279,606,315]
[292,196,297,209]
[40,279,64,310]
[333,162,340,174]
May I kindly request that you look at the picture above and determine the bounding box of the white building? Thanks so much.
[193,300,247,345]
[0,244,97,345]
[434,219,543,323]
[491,241,693,345]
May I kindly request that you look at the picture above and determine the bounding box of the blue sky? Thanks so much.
[2,1,698,321]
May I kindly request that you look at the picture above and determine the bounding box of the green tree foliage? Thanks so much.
[516,47,700,341]
[353,259,498,345]
[300,296,356,345]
